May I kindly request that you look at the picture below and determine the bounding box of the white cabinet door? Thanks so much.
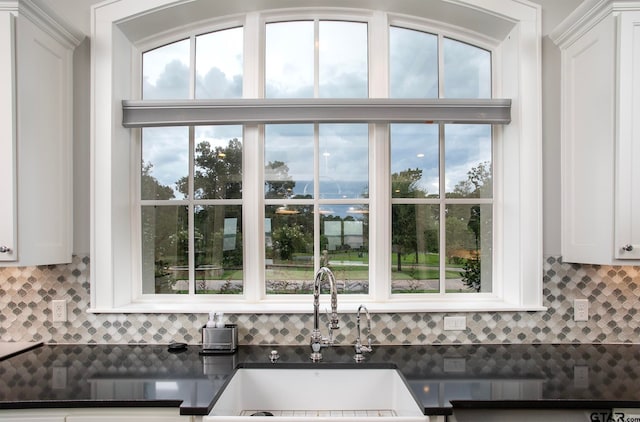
[615,11,640,260]
[0,9,73,266]
[560,13,616,264]
[0,10,17,262]
[556,5,640,265]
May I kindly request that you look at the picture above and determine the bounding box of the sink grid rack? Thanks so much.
[240,410,397,417]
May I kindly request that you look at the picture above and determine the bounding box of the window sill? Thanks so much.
[88,298,547,314]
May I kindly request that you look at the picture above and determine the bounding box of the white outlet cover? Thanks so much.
[444,316,466,330]
[52,299,67,322]
[574,299,588,322]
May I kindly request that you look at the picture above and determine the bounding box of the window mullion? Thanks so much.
[243,124,262,302]
[314,19,319,98]
[314,123,320,270]
[369,11,388,98]
[188,35,196,296]
[438,123,446,294]
[189,35,196,99]
[372,122,389,301]
[188,126,196,295]
[438,34,444,98]
[244,11,261,98]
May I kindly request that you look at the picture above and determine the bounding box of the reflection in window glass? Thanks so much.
[443,38,491,99]
[319,21,368,98]
[389,27,438,98]
[319,124,369,199]
[194,126,243,200]
[390,124,439,198]
[265,21,314,98]
[141,127,189,200]
[265,205,314,294]
[141,205,189,294]
[320,204,369,293]
[194,205,243,294]
[445,125,492,198]
[391,204,439,293]
[264,124,314,199]
[142,39,190,100]
[445,204,492,293]
[195,27,243,99]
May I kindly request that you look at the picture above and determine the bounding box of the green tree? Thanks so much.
[272,224,307,261]
[391,168,428,271]
[141,162,175,200]
[448,161,492,292]
[450,161,492,198]
[177,138,242,199]
[175,138,244,281]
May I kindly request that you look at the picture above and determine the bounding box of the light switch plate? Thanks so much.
[444,316,466,330]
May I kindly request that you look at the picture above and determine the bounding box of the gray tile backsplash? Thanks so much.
[0,256,639,344]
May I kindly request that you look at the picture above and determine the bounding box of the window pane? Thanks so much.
[194,126,243,199]
[264,124,314,199]
[265,205,314,294]
[391,124,439,198]
[195,27,243,99]
[321,204,369,293]
[443,38,491,99]
[391,204,439,293]
[142,127,189,200]
[142,39,190,100]
[319,124,368,199]
[445,204,492,293]
[265,21,314,98]
[445,125,492,198]
[141,205,189,294]
[389,27,438,98]
[194,205,243,294]
[319,21,368,98]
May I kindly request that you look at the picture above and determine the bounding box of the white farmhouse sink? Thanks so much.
[204,368,429,422]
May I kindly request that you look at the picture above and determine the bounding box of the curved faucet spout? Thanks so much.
[354,304,373,362]
[310,267,339,361]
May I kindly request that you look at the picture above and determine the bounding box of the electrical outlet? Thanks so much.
[444,316,466,330]
[52,299,67,322]
[574,298,589,321]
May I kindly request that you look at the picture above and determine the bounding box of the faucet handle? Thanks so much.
[325,308,340,330]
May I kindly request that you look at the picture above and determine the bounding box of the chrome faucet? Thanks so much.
[354,304,373,362]
[310,267,339,361]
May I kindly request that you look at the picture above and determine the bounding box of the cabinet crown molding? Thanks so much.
[550,0,640,48]
[18,0,83,48]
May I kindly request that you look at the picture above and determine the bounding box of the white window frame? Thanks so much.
[90,0,544,314]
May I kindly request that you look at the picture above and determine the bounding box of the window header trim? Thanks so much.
[121,98,511,127]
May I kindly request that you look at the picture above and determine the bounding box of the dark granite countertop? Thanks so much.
[1,343,640,416]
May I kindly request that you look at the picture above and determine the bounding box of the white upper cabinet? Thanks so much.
[614,10,640,261]
[0,2,78,266]
[0,11,17,263]
[552,0,640,265]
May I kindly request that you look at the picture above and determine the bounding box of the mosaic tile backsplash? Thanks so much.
[0,255,639,345]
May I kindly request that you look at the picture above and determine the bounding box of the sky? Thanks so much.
[140,21,492,200]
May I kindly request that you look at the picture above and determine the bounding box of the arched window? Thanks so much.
[92,1,543,313]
